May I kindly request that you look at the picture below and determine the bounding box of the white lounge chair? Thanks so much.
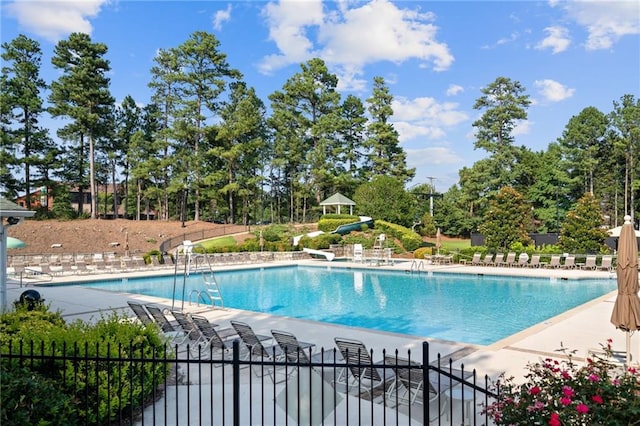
[353,244,364,263]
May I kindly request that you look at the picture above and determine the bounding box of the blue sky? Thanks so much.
[1,0,639,192]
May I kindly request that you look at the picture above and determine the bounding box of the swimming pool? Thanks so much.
[81,266,616,345]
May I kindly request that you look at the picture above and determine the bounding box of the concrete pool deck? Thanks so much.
[5,257,638,386]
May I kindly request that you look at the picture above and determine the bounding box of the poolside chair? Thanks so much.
[490,253,504,266]
[334,337,394,400]
[189,314,239,359]
[231,320,285,379]
[481,254,494,266]
[353,244,364,263]
[598,255,613,272]
[501,252,516,267]
[40,263,61,276]
[546,255,561,269]
[384,356,448,421]
[74,260,90,274]
[170,309,208,349]
[271,329,319,363]
[461,253,481,266]
[144,305,187,345]
[561,255,576,269]
[528,254,541,268]
[581,255,597,270]
[127,301,154,326]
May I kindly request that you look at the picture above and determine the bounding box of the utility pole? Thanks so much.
[426,176,437,217]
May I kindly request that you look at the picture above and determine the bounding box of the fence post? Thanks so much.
[422,341,429,424]
[233,339,240,426]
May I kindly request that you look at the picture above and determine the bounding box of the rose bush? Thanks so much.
[483,340,640,425]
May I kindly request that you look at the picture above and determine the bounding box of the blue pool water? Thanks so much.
[81,266,616,345]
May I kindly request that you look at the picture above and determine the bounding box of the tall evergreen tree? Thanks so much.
[113,95,142,218]
[148,48,180,220]
[0,35,49,206]
[609,94,640,222]
[472,76,531,190]
[268,58,342,221]
[171,31,242,221]
[365,76,415,183]
[49,32,114,218]
[208,82,267,224]
[557,106,608,197]
[334,94,367,196]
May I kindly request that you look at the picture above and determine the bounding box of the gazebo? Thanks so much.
[320,193,356,215]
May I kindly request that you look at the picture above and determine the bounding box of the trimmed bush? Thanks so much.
[0,307,170,425]
[414,247,432,259]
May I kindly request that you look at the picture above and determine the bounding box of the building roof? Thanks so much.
[0,198,35,217]
[319,193,356,206]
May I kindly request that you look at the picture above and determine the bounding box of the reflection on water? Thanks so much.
[353,272,363,294]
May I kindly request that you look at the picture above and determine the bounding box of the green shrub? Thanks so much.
[414,247,432,259]
[143,249,162,265]
[0,308,170,425]
[375,220,420,240]
[1,367,78,426]
[299,233,342,249]
[318,217,360,232]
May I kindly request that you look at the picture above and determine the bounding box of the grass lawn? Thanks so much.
[199,236,237,250]
[441,239,471,251]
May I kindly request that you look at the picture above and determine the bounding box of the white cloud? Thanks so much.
[558,1,640,50]
[213,4,232,31]
[259,0,453,82]
[534,79,575,102]
[446,84,464,96]
[5,0,109,43]
[482,31,520,49]
[259,0,324,74]
[393,96,468,127]
[406,146,463,166]
[512,119,532,136]
[391,96,468,147]
[536,26,571,53]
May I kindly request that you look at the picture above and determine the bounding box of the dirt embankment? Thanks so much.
[7,219,243,255]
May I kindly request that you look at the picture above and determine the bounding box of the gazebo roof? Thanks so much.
[0,198,34,217]
[319,193,355,206]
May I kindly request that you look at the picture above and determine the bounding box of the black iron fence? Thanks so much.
[1,340,496,425]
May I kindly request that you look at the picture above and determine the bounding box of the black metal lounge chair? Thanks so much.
[127,301,153,326]
[190,314,238,358]
[334,337,394,400]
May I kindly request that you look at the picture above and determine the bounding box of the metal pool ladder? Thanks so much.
[173,242,224,310]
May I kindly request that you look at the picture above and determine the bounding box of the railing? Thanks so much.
[158,224,247,253]
[1,340,496,425]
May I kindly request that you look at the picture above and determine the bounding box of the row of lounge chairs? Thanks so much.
[462,252,613,271]
[126,301,471,420]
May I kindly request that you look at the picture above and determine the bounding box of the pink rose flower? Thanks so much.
[560,396,572,406]
[591,395,603,404]
[588,374,600,382]
[562,386,574,397]
[529,386,541,395]
[549,412,561,426]
[576,403,589,414]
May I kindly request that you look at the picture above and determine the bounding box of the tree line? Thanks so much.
[1,31,638,236]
